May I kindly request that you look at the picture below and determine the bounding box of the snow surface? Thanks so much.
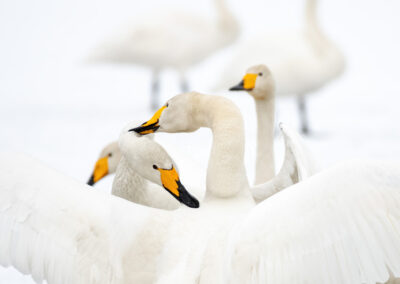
[1,0,400,282]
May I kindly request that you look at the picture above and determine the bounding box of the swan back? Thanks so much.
[87,0,239,70]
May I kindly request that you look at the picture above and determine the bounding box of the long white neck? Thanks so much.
[254,97,275,184]
[305,0,319,33]
[112,157,150,204]
[193,94,250,199]
[214,0,239,43]
[304,0,329,52]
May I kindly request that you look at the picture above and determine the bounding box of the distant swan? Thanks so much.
[217,0,345,134]
[88,0,239,110]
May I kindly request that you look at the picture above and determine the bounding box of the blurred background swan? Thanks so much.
[216,0,345,134]
[1,0,400,282]
[87,0,239,110]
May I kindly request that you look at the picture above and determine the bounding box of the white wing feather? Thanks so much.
[227,160,400,284]
[0,153,161,284]
[251,123,318,202]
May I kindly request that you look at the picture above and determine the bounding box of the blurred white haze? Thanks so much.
[1,0,400,282]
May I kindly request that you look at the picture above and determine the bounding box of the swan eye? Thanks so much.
[108,153,112,157]
[258,72,263,76]
[165,103,169,107]
[153,164,158,170]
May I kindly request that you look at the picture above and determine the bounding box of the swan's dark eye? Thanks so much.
[166,103,169,107]
[153,164,158,170]
[108,153,112,157]
[258,72,263,76]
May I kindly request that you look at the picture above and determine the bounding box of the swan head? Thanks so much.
[87,141,122,186]
[120,123,200,208]
[130,92,201,135]
[229,64,275,100]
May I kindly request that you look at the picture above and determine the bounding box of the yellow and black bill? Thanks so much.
[130,105,166,135]
[229,73,258,91]
[87,156,109,186]
[156,165,199,208]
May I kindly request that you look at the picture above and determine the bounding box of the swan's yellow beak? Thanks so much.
[87,156,109,186]
[156,166,199,208]
[130,105,167,135]
[229,73,258,91]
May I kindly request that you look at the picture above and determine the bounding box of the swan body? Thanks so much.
[88,0,239,109]
[218,0,345,133]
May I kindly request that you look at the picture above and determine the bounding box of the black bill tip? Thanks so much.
[176,180,200,208]
[128,122,160,135]
[87,174,95,186]
[229,80,245,91]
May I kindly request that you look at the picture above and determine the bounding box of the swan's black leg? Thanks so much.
[297,94,310,135]
[180,74,189,93]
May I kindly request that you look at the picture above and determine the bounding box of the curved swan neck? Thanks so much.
[254,97,275,184]
[305,0,319,32]
[304,0,332,54]
[112,157,150,204]
[192,94,249,199]
[214,0,239,39]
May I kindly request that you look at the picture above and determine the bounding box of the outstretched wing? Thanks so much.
[0,153,163,284]
[227,160,400,284]
[251,123,318,202]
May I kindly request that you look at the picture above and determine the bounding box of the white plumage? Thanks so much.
[1,94,400,284]
[226,160,400,284]
[251,122,318,202]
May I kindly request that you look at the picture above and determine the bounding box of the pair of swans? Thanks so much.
[88,0,238,110]
[2,90,400,283]
[216,0,345,134]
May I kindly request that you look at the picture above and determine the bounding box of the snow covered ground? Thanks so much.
[1,0,400,282]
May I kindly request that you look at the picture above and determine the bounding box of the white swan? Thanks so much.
[88,0,239,110]
[229,64,276,185]
[229,64,318,188]
[216,0,345,134]
[2,94,400,283]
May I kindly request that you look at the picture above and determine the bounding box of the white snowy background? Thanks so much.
[1,0,400,282]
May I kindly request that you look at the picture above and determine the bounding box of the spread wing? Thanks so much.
[251,123,318,202]
[227,160,400,284]
[0,153,164,284]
